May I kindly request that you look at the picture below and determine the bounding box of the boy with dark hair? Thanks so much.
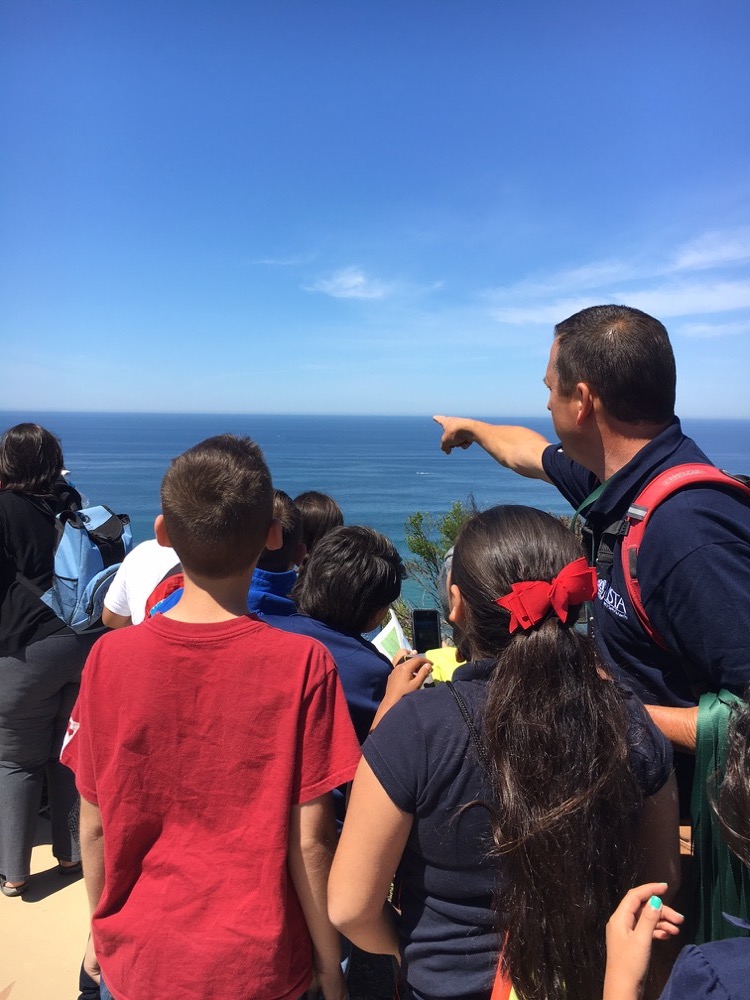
[268,525,404,743]
[248,489,306,616]
[62,435,360,1000]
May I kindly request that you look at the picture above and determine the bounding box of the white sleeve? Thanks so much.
[103,558,132,616]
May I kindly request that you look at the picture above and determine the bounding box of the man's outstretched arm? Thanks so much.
[433,415,552,482]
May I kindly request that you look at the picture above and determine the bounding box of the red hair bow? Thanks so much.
[495,556,597,633]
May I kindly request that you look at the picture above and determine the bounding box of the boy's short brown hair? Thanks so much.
[161,434,273,578]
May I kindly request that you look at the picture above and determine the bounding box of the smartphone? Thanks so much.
[411,608,442,653]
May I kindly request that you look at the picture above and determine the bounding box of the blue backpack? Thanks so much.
[19,503,133,632]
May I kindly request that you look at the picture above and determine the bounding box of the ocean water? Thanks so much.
[2,412,749,605]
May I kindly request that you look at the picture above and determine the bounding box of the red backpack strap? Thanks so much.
[621,464,750,649]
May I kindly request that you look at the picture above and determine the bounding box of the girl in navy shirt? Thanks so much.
[330,505,680,1000]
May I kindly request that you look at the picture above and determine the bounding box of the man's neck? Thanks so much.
[589,418,671,482]
[165,568,255,623]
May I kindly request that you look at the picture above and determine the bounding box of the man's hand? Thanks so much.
[433,415,551,480]
[433,415,477,454]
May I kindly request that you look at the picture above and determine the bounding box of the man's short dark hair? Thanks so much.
[161,434,273,579]
[554,305,676,425]
[292,525,404,634]
[257,490,303,572]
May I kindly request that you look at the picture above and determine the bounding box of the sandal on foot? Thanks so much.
[1,880,29,897]
[57,860,82,877]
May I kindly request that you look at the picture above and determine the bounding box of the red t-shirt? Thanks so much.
[62,613,361,1000]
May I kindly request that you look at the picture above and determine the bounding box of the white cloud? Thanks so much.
[251,253,315,267]
[677,319,749,339]
[304,266,394,300]
[483,227,750,336]
[489,297,596,326]
[669,229,750,272]
[612,280,750,318]
[486,260,636,305]
[488,280,750,327]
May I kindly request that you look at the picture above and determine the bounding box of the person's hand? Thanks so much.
[371,655,432,730]
[433,415,475,454]
[306,963,347,1000]
[603,883,683,1000]
[83,933,101,984]
[392,647,415,667]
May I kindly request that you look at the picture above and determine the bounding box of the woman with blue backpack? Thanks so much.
[0,423,97,896]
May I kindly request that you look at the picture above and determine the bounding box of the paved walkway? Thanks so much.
[1,819,88,1000]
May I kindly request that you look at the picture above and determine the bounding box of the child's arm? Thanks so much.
[603,883,683,1000]
[635,773,681,900]
[288,793,346,1000]
[328,757,412,959]
[80,796,105,983]
[370,656,432,730]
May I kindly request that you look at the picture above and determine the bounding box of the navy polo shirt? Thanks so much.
[543,419,750,707]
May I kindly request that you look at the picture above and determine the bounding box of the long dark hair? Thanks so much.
[716,691,750,869]
[451,506,641,1000]
[0,423,65,495]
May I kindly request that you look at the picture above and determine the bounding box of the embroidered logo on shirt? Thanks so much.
[598,579,628,619]
[62,718,79,753]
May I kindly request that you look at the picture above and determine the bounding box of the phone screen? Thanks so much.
[412,609,442,653]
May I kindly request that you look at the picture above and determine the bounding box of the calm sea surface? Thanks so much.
[2,412,749,605]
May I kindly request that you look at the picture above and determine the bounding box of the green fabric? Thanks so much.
[570,478,610,541]
[690,689,750,943]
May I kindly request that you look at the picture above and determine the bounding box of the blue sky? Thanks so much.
[3,1,749,417]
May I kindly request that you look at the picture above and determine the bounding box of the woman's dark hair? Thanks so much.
[293,490,344,553]
[0,423,65,495]
[716,692,750,869]
[292,525,403,634]
[451,506,641,1000]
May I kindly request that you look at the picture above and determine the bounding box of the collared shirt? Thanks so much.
[660,916,750,1000]
[543,418,750,707]
[247,567,297,617]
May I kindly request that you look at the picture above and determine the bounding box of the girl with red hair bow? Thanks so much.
[329,505,680,1000]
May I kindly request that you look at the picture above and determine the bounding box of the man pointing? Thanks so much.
[435,305,750,776]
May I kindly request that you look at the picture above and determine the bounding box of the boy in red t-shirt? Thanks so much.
[62,435,361,1000]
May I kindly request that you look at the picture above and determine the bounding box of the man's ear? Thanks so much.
[575,382,595,425]
[293,542,308,567]
[154,514,171,548]
[448,584,465,626]
[265,518,283,552]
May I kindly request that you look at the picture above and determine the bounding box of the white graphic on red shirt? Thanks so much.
[62,718,80,754]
